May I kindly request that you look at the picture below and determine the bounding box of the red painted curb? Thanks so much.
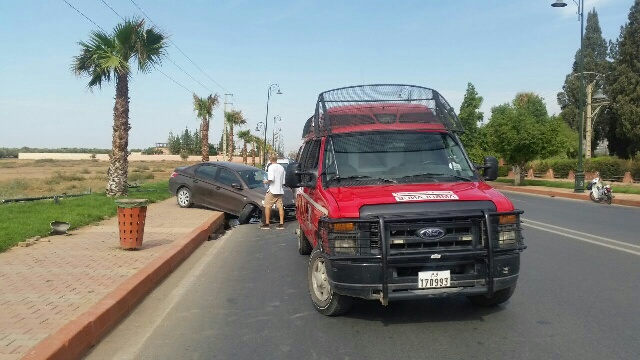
[22,212,225,360]
[492,184,640,207]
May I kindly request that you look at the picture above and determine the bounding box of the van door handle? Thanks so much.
[193,179,199,183]
[215,186,221,190]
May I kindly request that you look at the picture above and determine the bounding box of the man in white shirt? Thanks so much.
[261,154,286,230]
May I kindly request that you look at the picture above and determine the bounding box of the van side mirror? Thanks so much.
[479,156,498,181]
[285,162,316,188]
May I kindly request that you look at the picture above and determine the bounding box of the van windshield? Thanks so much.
[323,131,478,186]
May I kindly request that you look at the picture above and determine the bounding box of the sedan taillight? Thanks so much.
[170,172,179,178]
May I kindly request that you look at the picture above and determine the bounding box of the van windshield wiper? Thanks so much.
[330,175,397,183]
[400,173,472,182]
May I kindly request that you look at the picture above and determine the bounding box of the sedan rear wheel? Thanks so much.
[176,187,193,208]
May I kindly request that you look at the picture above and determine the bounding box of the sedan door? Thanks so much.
[192,164,219,209]
[212,167,248,215]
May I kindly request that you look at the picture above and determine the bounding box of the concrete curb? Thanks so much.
[22,212,225,360]
[492,184,640,207]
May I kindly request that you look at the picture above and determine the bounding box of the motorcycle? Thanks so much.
[587,177,613,204]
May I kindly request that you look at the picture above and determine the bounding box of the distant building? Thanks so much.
[155,142,170,155]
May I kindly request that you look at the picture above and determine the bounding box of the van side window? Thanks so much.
[301,139,321,171]
[323,138,337,183]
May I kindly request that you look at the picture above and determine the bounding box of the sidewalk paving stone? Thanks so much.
[0,199,224,360]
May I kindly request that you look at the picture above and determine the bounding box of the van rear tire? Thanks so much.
[308,250,352,316]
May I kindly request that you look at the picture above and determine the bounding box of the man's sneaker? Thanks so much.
[276,224,285,230]
[259,224,270,230]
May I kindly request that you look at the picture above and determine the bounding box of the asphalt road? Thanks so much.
[86,193,640,360]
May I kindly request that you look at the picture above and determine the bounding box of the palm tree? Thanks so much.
[72,18,168,196]
[192,93,220,162]
[237,130,252,164]
[224,110,247,161]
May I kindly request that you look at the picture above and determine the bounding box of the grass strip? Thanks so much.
[0,181,171,253]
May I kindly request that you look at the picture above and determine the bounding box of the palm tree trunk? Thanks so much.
[106,72,130,196]
[242,142,248,164]
[201,118,209,162]
[227,125,234,162]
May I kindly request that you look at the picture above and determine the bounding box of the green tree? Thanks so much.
[192,94,220,162]
[180,127,194,154]
[224,110,247,161]
[485,93,564,185]
[607,1,640,158]
[458,82,485,163]
[72,18,168,196]
[237,129,252,164]
[191,129,201,155]
[168,131,181,155]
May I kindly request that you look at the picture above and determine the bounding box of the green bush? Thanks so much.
[498,165,509,177]
[629,160,640,181]
[585,157,628,180]
[548,159,576,178]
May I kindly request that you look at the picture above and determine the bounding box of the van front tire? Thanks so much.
[308,250,352,316]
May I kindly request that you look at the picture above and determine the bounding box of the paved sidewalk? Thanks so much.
[491,183,640,207]
[0,199,224,360]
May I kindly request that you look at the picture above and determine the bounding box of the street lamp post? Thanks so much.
[272,115,282,151]
[263,84,282,165]
[552,0,586,192]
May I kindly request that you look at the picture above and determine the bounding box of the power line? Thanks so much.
[152,65,193,94]
[129,0,231,94]
[63,0,195,94]
[62,0,106,32]
[99,0,123,20]
[97,0,214,94]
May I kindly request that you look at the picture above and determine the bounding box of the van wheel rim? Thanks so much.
[312,258,330,302]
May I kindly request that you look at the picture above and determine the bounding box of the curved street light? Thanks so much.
[552,0,586,193]
[263,84,282,165]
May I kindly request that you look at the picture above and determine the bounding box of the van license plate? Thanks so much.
[418,270,450,288]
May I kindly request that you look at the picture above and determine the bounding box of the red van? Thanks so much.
[285,84,525,316]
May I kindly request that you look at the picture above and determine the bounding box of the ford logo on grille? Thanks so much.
[416,227,446,240]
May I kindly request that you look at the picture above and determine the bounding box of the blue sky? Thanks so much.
[0,0,634,154]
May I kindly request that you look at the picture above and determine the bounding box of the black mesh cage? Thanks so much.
[304,84,464,138]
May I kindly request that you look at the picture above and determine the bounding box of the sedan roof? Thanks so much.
[201,161,262,172]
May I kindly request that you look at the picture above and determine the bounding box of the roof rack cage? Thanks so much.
[302,84,465,138]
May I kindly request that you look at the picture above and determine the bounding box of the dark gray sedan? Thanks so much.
[168,161,295,224]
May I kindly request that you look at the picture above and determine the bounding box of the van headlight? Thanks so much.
[327,222,358,255]
[497,215,520,248]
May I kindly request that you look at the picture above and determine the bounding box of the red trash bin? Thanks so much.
[115,199,148,250]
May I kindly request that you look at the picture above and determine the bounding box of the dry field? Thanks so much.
[0,159,197,200]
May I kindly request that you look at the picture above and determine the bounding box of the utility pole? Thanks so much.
[223,93,233,160]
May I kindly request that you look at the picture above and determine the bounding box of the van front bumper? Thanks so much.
[325,252,520,302]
